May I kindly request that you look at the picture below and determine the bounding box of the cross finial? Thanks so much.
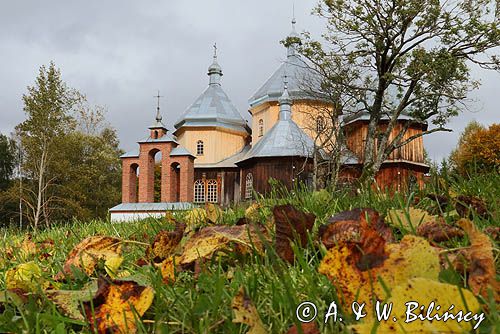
[213,42,217,60]
[292,3,296,27]
[154,90,163,123]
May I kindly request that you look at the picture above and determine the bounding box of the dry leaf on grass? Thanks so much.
[350,278,481,333]
[416,218,464,243]
[232,287,267,334]
[178,224,268,266]
[387,207,436,230]
[5,261,48,292]
[458,219,498,301]
[319,218,440,312]
[319,208,393,248]
[273,204,315,263]
[159,256,180,284]
[46,281,98,321]
[56,236,122,280]
[285,322,320,334]
[83,277,154,334]
[455,195,489,219]
[145,223,185,263]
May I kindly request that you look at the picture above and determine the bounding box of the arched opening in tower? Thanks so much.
[130,163,139,203]
[153,150,163,203]
[170,162,181,202]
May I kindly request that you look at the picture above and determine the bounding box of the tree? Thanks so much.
[0,133,16,191]
[16,62,80,229]
[450,121,500,175]
[297,0,500,185]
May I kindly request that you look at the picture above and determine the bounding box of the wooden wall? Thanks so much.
[345,121,425,163]
[193,168,240,206]
[240,157,314,197]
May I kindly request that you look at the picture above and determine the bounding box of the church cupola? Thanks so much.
[278,76,292,120]
[148,91,168,139]
[286,17,301,57]
[208,43,223,86]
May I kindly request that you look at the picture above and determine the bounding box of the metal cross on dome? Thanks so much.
[154,90,163,122]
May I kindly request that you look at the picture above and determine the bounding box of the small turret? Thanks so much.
[208,43,223,86]
[278,75,292,120]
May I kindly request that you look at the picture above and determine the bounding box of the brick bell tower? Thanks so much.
[119,92,195,206]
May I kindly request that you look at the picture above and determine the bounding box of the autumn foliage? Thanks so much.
[450,122,500,175]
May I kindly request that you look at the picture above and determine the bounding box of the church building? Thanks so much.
[109,19,429,221]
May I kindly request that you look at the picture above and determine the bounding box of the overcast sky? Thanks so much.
[0,0,498,162]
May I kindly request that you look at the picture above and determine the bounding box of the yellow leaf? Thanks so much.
[319,235,440,313]
[84,278,154,334]
[351,278,482,333]
[159,256,179,284]
[244,203,262,224]
[104,256,124,279]
[387,207,436,230]
[57,236,122,279]
[205,203,223,223]
[5,261,48,292]
[232,287,267,334]
[178,225,268,265]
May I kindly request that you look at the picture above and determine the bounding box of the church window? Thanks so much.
[207,179,218,203]
[258,119,264,137]
[194,179,205,203]
[197,140,204,156]
[245,173,253,199]
[154,130,158,139]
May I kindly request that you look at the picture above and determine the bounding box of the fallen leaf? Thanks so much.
[387,207,436,230]
[319,208,393,249]
[5,261,48,292]
[483,226,499,241]
[286,322,320,334]
[83,277,154,334]
[178,224,268,265]
[455,195,489,219]
[350,278,481,333]
[159,256,179,284]
[458,219,498,301]
[232,287,267,334]
[104,256,124,279]
[416,218,464,243]
[57,236,122,279]
[145,223,185,263]
[46,281,98,321]
[245,203,262,224]
[205,203,223,223]
[273,204,315,263]
[318,234,440,312]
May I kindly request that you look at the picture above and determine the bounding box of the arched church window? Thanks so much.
[197,140,204,156]
[245,173,253,199]
[154,130,158,139]
[316,117,325,133]
[194,179,205,203]
[258,119,264,137]
[207,179,217,203]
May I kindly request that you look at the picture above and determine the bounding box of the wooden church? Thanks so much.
[109,19,429,221]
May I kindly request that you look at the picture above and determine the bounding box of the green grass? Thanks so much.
[0,172,498,333]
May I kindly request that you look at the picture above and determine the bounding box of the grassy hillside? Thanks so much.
[0,172,498,333]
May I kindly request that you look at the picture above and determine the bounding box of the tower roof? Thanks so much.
[174,46,250,134]
[238,79,317,164]
[248,18,320,108]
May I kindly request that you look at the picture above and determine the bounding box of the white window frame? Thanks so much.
[194,179,205,203]
[196,140,204,156]
[245,173,253,199]
[207,179,218,203]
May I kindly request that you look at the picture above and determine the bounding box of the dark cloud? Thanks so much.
[0,0,497,162]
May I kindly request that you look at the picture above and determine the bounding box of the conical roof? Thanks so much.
[248,19,320,107]
[238,80,316,164]
[174,48,250,134]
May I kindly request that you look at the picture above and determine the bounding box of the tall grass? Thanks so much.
[0,172,498,333]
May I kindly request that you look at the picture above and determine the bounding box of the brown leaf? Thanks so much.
[457,219,498,301]
[484,226,500,241]
[319,208,393,248]
[178,224,268,265]
[232,287,267,334]
[83,277,154,334]
[416,218,464,243]
[286,322,320,334]
[273,204,315,263]
[145,222,185,263]
[426,193,450,207]
[56,236,122,280]
[456,195,489,219]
